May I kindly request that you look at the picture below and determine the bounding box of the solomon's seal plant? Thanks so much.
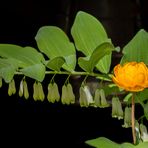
[0,11,148,147]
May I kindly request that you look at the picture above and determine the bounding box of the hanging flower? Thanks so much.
[47,82,60,103]
[61,83,75,105]
[112,62,148,92]
[140,123,148,142]
[111,96,123,120]
[122,106,132,128]
[79,85,93,107]
[8,79,16,96]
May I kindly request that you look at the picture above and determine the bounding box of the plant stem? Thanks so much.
[132,93,136,144]
[15,71,109,78]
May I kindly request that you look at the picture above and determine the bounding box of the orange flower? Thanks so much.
[112,62,148,92]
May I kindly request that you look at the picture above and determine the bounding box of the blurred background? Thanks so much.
[0,0,148,147]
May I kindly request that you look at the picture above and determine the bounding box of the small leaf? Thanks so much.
[21,64,45,82]
[123,93,133,102]
[46,57,65,71]
[78,42,113,72]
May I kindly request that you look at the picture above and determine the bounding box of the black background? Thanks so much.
[0,0,148,147]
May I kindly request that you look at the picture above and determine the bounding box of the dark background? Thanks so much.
[0,0,148,147]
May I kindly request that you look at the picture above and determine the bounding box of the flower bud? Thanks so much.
[47,83,54,103]
[122,106,132,128]
[112,96,123,120]
[67,83,75,104]
[38,82,45,101]
[61,85,68,105]
[19,80,23,97]
[8,79,16,96]
[53,83,60,102]
[99,89,109,108]
[0,77,2,88]
[23,80,29,99]
[140,123,148,142]
[33,82,38,101]
[94,89,101,107]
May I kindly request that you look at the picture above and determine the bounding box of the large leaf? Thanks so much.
[121,29,148,64]
[0,58,19,83]
[35,26,76,71]
[85,137,148,148]
[71,11,112,73]
[0,45,44,67]
[136,142,148,148]
[46,57,65,71]
[85,137,120,148]
[78,42,113,72]
[71,11,109,55]
[21,64,45,82]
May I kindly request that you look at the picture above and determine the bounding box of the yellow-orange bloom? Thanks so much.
[112,62,148,92]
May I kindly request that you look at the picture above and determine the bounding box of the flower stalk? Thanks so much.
[132,93,136,145]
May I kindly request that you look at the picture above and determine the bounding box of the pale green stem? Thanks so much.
[15,71,106,77]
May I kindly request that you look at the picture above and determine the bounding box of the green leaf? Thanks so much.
[0,58,19,83]
[143,101,148,120]
[136,142,148,148]
[71,11,109,55]
[21,64,45,82]
[123,93,133,102]
[96,54,112,73]
[135,89,148,103]
[71,11,113,73]
[78,42,113,72]
[121,29,148,64]
[0,45,44,67]
[85,137,120,148]
[46,57,65,71]
[120,142,134,148]
[35,26,76,71]
[85,137,136,148]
